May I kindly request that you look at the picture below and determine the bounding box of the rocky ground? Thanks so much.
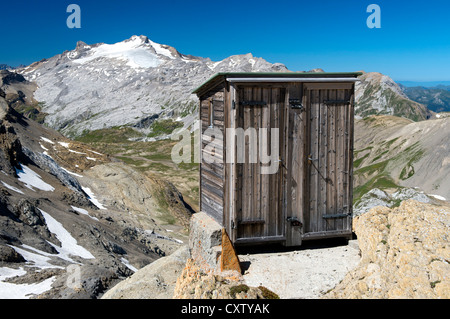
[102,198,449,299]
[353,115,450,202]
[0,89,192,299]
[324,200,450,299]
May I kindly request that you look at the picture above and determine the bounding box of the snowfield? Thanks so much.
[71,205,99,221]
[0,266,55,299]
[40,209,95,261]
[72,36,163,69]
[81,186,107,210]
[15,164,55,192]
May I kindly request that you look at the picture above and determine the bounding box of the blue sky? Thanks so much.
[1,0,449,82]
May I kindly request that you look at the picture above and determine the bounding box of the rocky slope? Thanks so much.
[325,200,450,299]
[0,90,191,298]
[402,85,450,113]
[353,115,450,203]
[355,72,431,121]
[0,70,46,123]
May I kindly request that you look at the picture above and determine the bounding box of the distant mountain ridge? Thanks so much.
[400,85,450,113]
[14,35,432,138]
[17,35,288,137]
[398,80,450,88]
[355,72,431,121]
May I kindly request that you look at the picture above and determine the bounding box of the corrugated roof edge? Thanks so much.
[192,72,363,95]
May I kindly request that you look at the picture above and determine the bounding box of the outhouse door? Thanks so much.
[233,86,287,243]
[302,83,354,238]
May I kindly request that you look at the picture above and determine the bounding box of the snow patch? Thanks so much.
[87,149,103,155]
[0,275,56,299]
[39,209,95,261]
[429,194,446,201]
[40,137,54,144]
[149,39,175,59]
[71,206,99,221]
[15,164,55,192]
[69,149,86,155]
[61,167,83,178]
[9,245,64,270]
[81,186,107,210]
[120,257,138,272]
[0,267,27,280]
[1,181,24,194]
[58,141,70,148]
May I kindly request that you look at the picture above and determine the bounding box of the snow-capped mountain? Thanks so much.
[20,35,287,137]
[18,35,431,137]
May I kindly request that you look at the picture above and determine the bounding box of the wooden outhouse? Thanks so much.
[193,72,361,246]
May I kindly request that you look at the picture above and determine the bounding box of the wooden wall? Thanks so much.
[199,82,226,224]
[198,78,355,245]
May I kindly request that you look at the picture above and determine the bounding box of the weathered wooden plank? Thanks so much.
[336,89,345,232]
[327,89,337,231]
[344,89,354,232]
[235,87,244,239]
[303,88,311,233]
[202,161,223,176]
[261,87,270,237]
[279,87,287,237]
[305,83,354,90]
[309,89,320,233]
[318,88,328,233]
[269,88,279,236]
[347,90,355,231]
[201,181,224,204]
[243,86,252,239]
[201,197,223,224]
[234,235,285,245]
[202,167,224,187]
[202,140,224,156]
[253,87,261,237]
[223,82,230,229]
[302,230,352,240]
[238,219,265,225]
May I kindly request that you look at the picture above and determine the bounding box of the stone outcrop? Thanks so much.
[101,246,190,299]
[173,258,271,299]
[324,200,450,299]
[172,212,279,299]
[187,211,241,275]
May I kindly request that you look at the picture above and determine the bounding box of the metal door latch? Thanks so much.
[287,217,302,227]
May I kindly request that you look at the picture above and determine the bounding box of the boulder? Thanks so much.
[324,200,450,299]
[101,246,190,299]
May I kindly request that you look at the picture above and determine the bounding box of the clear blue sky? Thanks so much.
[1,0,449,82]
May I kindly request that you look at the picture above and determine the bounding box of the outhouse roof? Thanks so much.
[192,72,363,96]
